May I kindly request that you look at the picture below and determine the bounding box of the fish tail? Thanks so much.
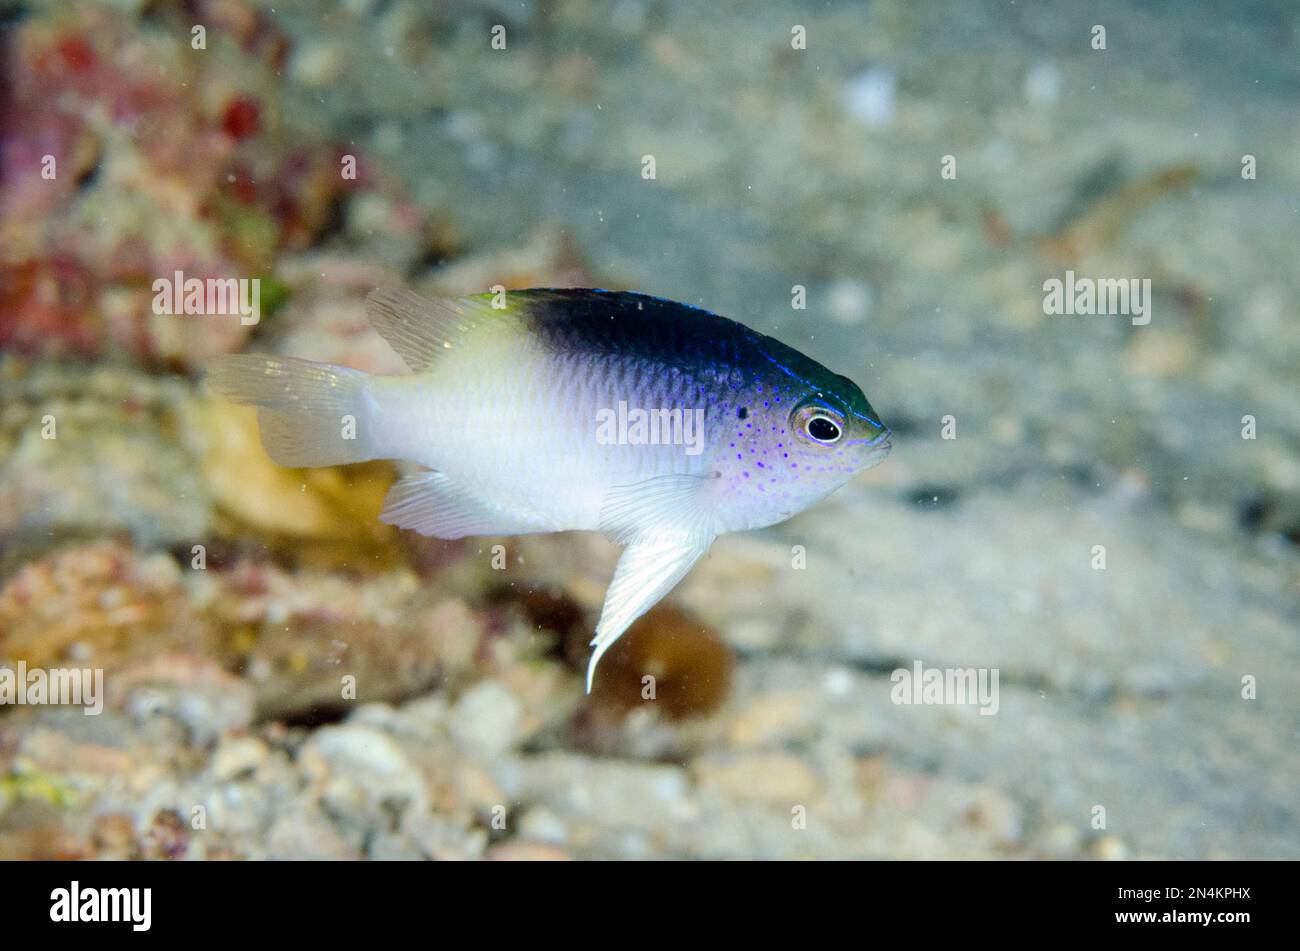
[207,354,376,467]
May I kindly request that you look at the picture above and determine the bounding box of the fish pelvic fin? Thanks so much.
[588,473,722,692]
[587,535,713,693]
[207,355,375,468]
[598,472,722,546]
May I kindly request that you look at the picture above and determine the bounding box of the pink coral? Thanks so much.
[0,4,372,367]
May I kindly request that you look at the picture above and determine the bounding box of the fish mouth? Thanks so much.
[840,427,891,468]
[847,426,891,446]
[865,425,892,447]
[860,428,892,465]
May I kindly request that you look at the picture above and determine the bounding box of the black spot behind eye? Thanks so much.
[807,416,841,442]
[737,407,748,420]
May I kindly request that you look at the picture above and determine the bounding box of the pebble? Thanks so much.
[449,682,523,759]
[290,43,344,87]
[211,736,269,781]
[694,753,821,804]
[842,67,897,128]
[826,279,874,326]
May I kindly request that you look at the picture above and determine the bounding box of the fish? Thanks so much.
[208,288,892,691]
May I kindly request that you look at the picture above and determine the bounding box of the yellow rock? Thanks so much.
[190,397,402,568]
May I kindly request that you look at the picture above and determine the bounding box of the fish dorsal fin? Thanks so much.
[367,288,734,373]
[365,288,516,372]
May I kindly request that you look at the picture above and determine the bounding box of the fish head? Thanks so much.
[712,342,891,532]
[792,370,892,467]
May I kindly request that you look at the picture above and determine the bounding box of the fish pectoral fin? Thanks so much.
[379,470,542,539]
[598,472,721,546]
[586,534,713,693]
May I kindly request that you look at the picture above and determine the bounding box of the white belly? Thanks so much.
[364,336,705,532]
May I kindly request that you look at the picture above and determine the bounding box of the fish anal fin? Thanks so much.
[379,470,543,539]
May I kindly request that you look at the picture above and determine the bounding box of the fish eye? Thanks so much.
[805,414,842,443]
